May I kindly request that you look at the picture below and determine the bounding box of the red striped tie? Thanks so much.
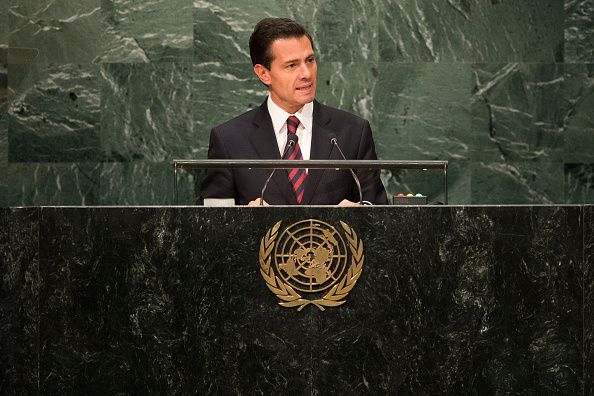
[286,116,306,204]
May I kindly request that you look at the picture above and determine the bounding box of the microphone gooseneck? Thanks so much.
[329,133,364,205]
[259,137,296,205]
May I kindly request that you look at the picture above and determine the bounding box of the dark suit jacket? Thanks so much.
[200,100,388,205]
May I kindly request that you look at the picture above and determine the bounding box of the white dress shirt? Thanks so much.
[267,96,313,162]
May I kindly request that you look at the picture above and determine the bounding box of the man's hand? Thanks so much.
[248,198,269,206]
[338,199,360,206]
[248,199,359,206]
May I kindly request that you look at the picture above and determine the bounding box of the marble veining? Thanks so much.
[0,208,39,394]
[8,0,105,64]
[99,62,194,162]
[566,163,594,203]
[4,163,101,206]
[194,0,379,64]
[564,64,594,163]
[99,0,193,63]
[472,63,565,163]
[1,206,587,394]
[98,162,178,205]
[2,0,594,206]
[1,64,6,206]
[8,63,101,162]
[1,0,7,59]
[565,0,594,62]
[379,0,564,62]
[470,160,563,204]
[585,205,593,395]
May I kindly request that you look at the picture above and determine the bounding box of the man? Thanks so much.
[201,17,387,206]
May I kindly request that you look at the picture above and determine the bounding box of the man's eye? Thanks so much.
[307,58,315,63]
[287,63,296,68]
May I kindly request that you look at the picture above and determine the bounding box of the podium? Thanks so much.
[173,159,450,204]
[1,205,592,394]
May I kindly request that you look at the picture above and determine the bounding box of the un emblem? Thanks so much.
[259,219,364,311]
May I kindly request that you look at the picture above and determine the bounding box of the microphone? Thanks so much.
[259,134,297,205]
[328,133,364,205]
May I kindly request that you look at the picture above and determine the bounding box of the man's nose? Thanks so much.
[299,63,311,79]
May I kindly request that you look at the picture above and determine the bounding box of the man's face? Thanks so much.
[254,35,317,114]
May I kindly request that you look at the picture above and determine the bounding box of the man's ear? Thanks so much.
[253,64,270,85]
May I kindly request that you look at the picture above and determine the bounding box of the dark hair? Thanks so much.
[249,18,315,69]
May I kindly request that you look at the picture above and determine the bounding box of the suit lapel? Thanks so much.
[248,101,297,204]
[248,101,280,159]
[301,101,333,205]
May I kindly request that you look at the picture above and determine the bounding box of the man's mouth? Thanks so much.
[296,83,313,91]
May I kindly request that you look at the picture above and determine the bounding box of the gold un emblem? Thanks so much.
[259,219,364,311]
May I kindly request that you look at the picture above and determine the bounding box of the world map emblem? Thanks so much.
[259,219,364,311]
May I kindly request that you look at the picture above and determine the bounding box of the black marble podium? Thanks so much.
[1,206,592,395]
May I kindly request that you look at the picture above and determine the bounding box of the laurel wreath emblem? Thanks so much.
[258,220,364,311]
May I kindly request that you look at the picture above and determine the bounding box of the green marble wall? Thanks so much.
[1,0,593,206]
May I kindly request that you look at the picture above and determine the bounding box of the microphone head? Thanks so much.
[287,133,298,145]
[328,132,338,145]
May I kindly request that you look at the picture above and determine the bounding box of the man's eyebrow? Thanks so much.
[282,53,315,65]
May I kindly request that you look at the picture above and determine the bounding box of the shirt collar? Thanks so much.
[267,95,314,134]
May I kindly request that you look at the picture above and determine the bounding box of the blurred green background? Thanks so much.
[1,0,593,206]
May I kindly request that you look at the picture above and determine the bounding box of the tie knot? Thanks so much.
[287,116,300,134]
